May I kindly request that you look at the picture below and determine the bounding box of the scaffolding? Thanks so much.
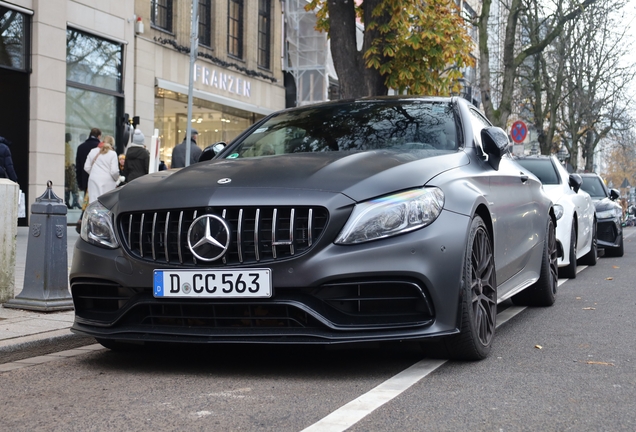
[284,0,330,106]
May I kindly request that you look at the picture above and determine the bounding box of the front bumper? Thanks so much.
[70,210,470,345]
[597,217,622,249]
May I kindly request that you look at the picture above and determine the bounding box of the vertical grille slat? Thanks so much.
[177,211,184,264]
[151,212,157,261]
[164,211,170,263]
[237,209,244,263]
[139,213,145,257]
[254,208,261,262]
[120,206,328,267]
[271,208,278,259]
[308,209,313,247]
[289,208,295,256]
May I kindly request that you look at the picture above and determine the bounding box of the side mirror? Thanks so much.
[609,188,620,200]
[481,127,509,170]
[568,173,582,193]
[198,142,227,162]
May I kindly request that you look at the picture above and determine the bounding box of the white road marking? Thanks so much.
[302,276,572,432]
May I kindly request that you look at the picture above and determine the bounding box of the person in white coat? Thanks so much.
[83,135,120,204]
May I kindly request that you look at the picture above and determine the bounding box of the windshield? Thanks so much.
[224,101,458,158]
[580,176,608,199]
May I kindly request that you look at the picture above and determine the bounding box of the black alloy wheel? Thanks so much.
[579,220,598,266]
[559,222,577,279]
[445,215,497,361]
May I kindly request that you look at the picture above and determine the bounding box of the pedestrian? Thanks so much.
[75,128,101,193]
[122,128,150,183]
[171,129,202,168]
[0,136,18,182]
[83,135,120,204]
[118,153,126,175]
[158,160,168,171]
[64,133,81,209]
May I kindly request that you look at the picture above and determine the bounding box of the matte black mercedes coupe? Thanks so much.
[71,96,559,360]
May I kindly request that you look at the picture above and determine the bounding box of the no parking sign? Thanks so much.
[510,120,528,143]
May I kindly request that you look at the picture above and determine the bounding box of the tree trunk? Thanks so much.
[326,0,388,98]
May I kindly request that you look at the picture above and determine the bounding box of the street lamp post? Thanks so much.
[185,0,199,167]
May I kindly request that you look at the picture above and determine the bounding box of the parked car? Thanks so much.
[515,155,597,278]
[71,96,559,361]
[579,173,624,257]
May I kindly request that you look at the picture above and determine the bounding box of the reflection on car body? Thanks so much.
[515,155,597,278]
[71,96,559,360]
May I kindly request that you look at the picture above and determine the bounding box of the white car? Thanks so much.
[516,155,597,278]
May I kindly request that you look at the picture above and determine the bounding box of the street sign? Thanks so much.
[510,120,528,144]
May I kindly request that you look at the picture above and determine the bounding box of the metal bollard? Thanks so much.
[4,181,73,311]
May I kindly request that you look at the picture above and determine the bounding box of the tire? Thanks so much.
[512,217,558,307]
[559,222,577,279]
[605,232,624,257]
[442,215,497,361]
[579,219,597,266]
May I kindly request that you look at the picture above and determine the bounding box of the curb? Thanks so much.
[0,330,95,364]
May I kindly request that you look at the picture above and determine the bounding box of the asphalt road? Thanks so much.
[1,229,634,432]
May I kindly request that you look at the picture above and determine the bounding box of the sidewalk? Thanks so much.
[0,226,89,358]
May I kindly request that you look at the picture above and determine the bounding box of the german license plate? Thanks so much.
[153,269,272,298]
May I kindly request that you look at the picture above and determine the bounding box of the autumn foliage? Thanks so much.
[306,0,475,97]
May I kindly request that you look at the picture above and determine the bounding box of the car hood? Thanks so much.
[102,150,470,211]
[592,196,620,212]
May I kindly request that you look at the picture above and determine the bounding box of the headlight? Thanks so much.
[553,204,564,220]
[335,188,444,244]
[80,201,119,249]
[596,207,622,219]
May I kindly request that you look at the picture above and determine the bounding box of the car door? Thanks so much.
[467,109,543,291]
[555,161,593,254]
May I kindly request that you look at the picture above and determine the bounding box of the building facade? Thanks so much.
[0,0,285,225]
[137,0,285,167]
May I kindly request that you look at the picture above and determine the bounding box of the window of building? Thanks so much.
[199,0,212,47]
[462,2,478,41]
[151,0,173,33]
[65,28,125,218]
[257,0,271,69]
[66,29,123,92]
[0,6,30,71]
[227,0,243,59]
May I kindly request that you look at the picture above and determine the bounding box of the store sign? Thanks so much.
[194,64,251,99]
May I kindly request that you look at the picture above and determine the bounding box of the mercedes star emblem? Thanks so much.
[187,214,231,262]
[217,178,232,184]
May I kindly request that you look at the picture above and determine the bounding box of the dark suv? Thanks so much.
[579,173,624,257]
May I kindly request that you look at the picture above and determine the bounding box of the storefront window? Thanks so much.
[65,29,124,221]
[0,7,29,71]
[155,89,262,168]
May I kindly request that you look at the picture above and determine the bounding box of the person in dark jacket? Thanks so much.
[122,129,149,183]
[0,136,18,182]
[171,129,201,168]
[75,128,102,192]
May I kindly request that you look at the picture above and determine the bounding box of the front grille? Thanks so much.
[119,207,328,266]
[134,303,321,329]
